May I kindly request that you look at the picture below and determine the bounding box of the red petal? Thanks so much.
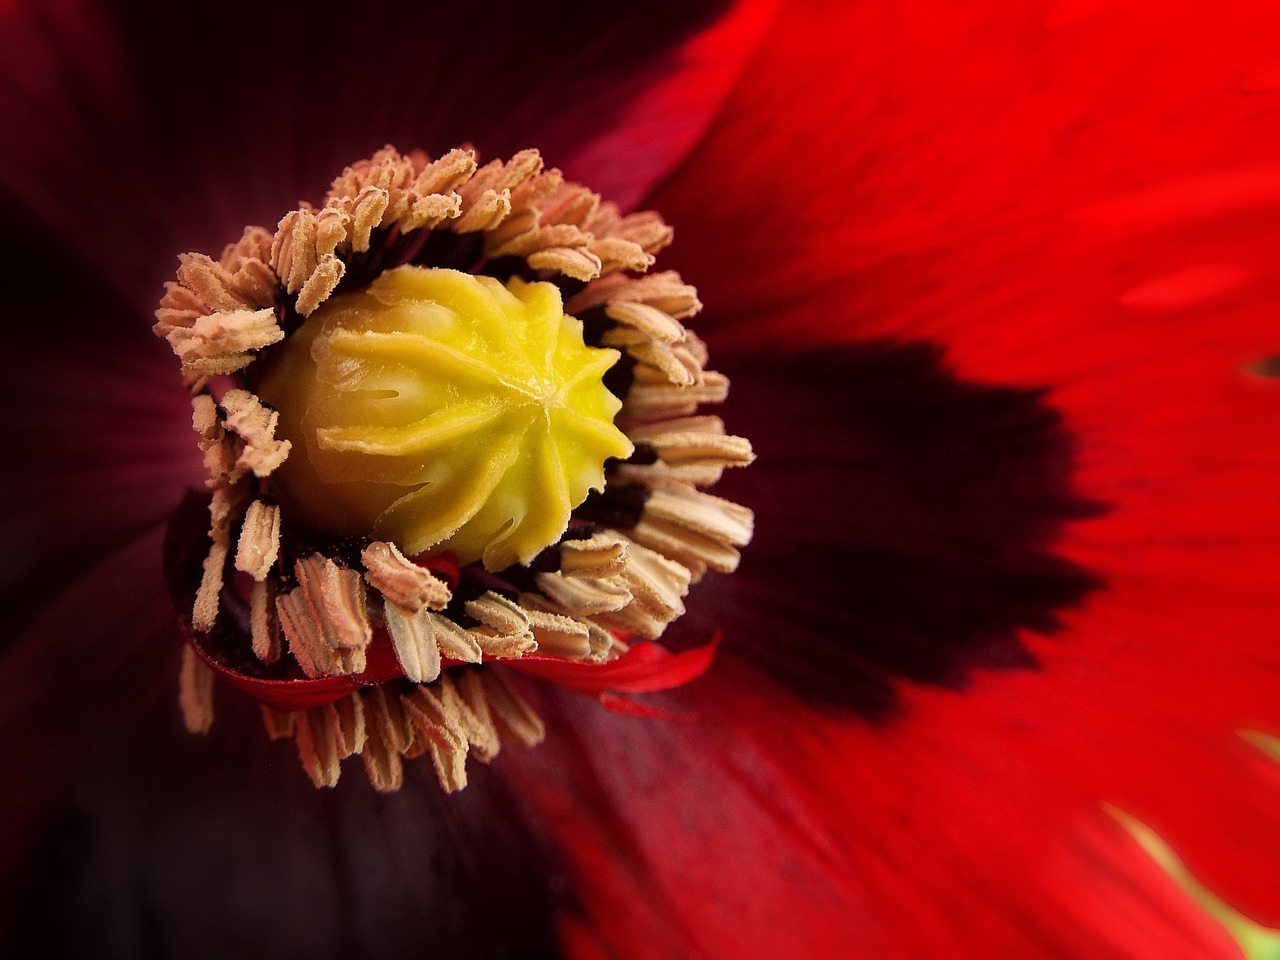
[184,630,404,713]
[508,635,719,696]
[562,0,780,211]
[645,0,1280,939]
[653,0,1280,370]
[500,666,1245,959]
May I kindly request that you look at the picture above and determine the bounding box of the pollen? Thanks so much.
[155,145,755,794]
[258,267,633,570]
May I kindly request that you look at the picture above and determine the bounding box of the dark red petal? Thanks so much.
[680,342,1100,715]
[0,0,769,315]
[0,208,200,650]
[1,686,569,959]
[0,525,177,889]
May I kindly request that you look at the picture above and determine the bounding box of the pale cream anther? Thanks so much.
[294,708,342,788]
[361,540,451,614]
[464,593,539,659]
[535,570,633,615]
[479,670,546,748]
[235,500,281,580]
[276,555,372,678]
[383,602,443,684]
[179,646,215,734]
[166,307,283,379]
[260,705,296,741]
[220,389,292,478]
[249,578,281,663]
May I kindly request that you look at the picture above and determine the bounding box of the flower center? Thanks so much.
[155,145,754,794]
[258,266,633,570]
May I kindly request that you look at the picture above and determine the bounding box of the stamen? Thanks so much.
[165,308,283,383]
[464,593,537,656]
[478,669,546,749]
[361,686,415,792]
[606,327,702,386]
[532,537,636,617]
[383,603,444,683]
[234,500,281,580]
[623,365,730,420]
[191,394,219,443]
[221,390,290,475]
[604,300,689,344]
[275,555,372,678]
[361,540,451,614]
[177,253,264,313]
[295,255,346,318]
[260,705,295,741]
[565,269,701,318]
[249,578,281,663]
[429,613,486,664]
[558,533,630,578]
[617,416,755,487]
[535,570,633,616]
[333,694,368,758]
[630,484,756,579]
[525,607,594,660]
[454,670,502,761]
[590,538,692,639]
[402,685,469,791]
[192,484,247,632]
[294,707,342,788]
[178,646,215,734]
[438,673,501,762]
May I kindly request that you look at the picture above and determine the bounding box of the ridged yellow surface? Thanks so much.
[260,267,632,569]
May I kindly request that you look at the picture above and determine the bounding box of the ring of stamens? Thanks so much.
[157,146,755,793]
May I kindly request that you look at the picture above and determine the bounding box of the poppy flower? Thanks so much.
[3,0,1280,958]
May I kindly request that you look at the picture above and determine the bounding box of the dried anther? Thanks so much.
[362,541,451,614]
[157,145,753,793]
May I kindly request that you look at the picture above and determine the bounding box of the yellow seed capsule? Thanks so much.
[258,266,633,570]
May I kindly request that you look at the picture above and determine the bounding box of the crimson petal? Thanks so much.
[510,635,719,696]
[645,0,1280,938]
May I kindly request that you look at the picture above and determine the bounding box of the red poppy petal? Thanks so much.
[509,636,719,696]
[652,0,1280,369]
[562,0,780,211]
[685,342,1100,717]
[642,0,1280,937]
[497,665,1244,959]
[0,0,770,314]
